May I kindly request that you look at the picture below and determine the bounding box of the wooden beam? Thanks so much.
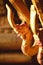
[0,53,31,63]
[0,33,22,50]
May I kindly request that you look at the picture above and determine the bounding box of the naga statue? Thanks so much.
[6,0,43,65]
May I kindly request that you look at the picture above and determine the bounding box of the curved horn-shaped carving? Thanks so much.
[6,2,39,56]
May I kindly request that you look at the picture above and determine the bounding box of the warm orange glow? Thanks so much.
[6,4,39,57]
[17,11,26,24]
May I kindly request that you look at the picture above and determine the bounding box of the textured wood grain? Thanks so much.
[0,53,31,63]
[0,16,22,50]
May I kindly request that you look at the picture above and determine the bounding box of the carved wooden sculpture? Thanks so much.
[6,0,39,57]
[6,0,43,64]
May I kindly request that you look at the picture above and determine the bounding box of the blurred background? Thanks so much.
[0,0,40,65]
